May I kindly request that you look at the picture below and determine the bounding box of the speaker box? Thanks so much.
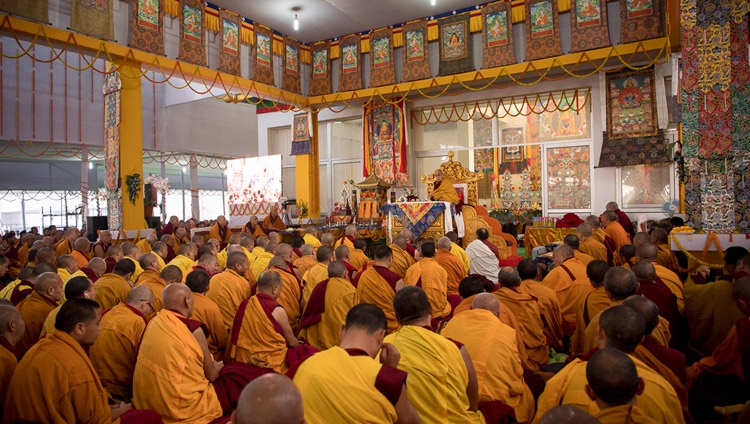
[86,216,108,242]
[145,217,161,237]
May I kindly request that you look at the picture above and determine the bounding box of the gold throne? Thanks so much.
[421,151,510,258]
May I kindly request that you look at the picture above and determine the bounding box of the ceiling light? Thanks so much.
[88,162,94,170]
[431,0,436,5]
[293,14,299,31]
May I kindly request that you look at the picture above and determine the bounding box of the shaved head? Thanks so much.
[636,243,658,261]
[599,305,645,353]
[57,254,77,270]
[35,272,62,293]
[74,237,90,251]
[160,265,183,284]
[126,285,154,305]
[0,304,23,342]
[334,245,350,261]
[320,233,335,247]
[327,260,347,279]
[276,243,293,259]
[632,260,656,281]
[300,244,314,255]
[633,232,650,247]
[234,373,304,424]
[471,293,500,316]
[437,236,452,250]
[162,283,192,316]
[586,348,641,407]
[603,267,638,300]
[538,405,599,424]
[554,245,574,259]
[622,295,660,335]
[87,257,106,277]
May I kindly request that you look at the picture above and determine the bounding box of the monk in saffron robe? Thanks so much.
[0,304,25,418]
[56,254,78,296]
[71,237,91,269]
[242,215,266,239]
[335,224,357,250]
[564,234,595,266]
[333,245,359,282]
[349,238,370,270]
[357,245,403,332]
[632,261,683,343]
[637,243,685,313]
[90,286,153,401]
[293,303,419,423]
[442,294,535,423]
[209,215,233,246]
[251,241,275,279]
[430,168,460,204]
[577,223,609,263]
[263,208,287,233]
[298,261,358,350]
[384,286,485,423]
[6,298,160,424]
[15,272,62,358]
[207,252,252,331]
[119,242,145,282]
[435,236,466,295]
[495,266,549,370]
[92,230,113,259]
[600,210,631,250]
[135,253,176,312]
[388,236,415,278]
[517,259,565,351]
[227,271,299,373]
[651,229,679,272]
[403,241,452,320]
[466,228,502,284]
[53,227,78,258]
[167,243,197,282]
[585,349,657,424]
[293,244,317,277]
[135,234,155,255]
[570,260,613,355]
[41,276,96,337]
[534,305,685,424]
[446,231,471,273]
[302,246,334,304]
[186,269,229,362]
[541,245,593,335]
[94,259,136,310]
[267,256,303,332]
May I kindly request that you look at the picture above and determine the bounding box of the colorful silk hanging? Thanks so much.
[218,9,241,76]
[0,0,48,23]
[363,101,407,186]
[129,0,165,55]
[369,28,396,87]
[178,0,207,67]
[482,1,516,69]
[620,0,664,44]
[402,20,431,82]
[525,0,562,61]
[438,12,474,76]
[569,0,610,53]
[253,23,275,86]
[290,112,312,156]
[103,67,122,231]
[70,0,114,40]
[283,36,301,94]
[338,34,362,92]
[309,41,331,96]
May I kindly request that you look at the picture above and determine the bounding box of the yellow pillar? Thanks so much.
[118,61,144,230]
[296,110,320,220]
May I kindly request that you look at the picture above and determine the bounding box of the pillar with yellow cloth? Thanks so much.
[117,60,145,231]
[296,109,320,219]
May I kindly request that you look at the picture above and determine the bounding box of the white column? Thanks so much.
[190,156,199,220]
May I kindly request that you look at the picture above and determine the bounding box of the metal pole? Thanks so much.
[221,171,226,217]
[20,192,26,231]
[181,168,186,221]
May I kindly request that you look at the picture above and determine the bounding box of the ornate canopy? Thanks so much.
[420,151,484,205]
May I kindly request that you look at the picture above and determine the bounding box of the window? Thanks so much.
[620,163,673,210]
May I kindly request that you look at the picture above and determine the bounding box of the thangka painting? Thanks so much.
[500,128,527,173]
[70,0,114,40]
[282,36,301,94]
[606,67,658,139]
[178,0,206,67]
[103,67,122,230]
[438,13,474,76]
[370,28,396,87]
[290,112,312,156]
[482,1,515,68]
[218,10,241,76]
[402,20,431,82]
[525,0,562,61]
[620,0,663,43]
[253,24,275,86]
[546,145,591,210]
[363,101,408,186]
[570,0,610,52]
[309,41,331,96]
[537,95,591,142]
[598,130,669,167]
[0,0,49,23]
[339,34,362,92]
[473,118,495,199]
[129,0,164,55]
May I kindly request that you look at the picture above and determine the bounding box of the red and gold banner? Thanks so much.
[338,34,362,92]
[129,0,164,56]
[309,41,331,96]
[282,36,301,94]
[369,28,396,87]
[569,0,610,52]
[70,0,114,40]
[363,100,408,186]
[178,0,206,67]
[0,0,48,23]
[620,0,663,44]
[482,1,515,69]
[253,24,275,86]
[218,9,241,76]
[438,12,474,76]
[402,20,430,82]
[525,0,561,61]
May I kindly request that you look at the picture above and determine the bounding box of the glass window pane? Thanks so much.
[282,167,296,200]
[621,164,671,208]
[318,123,329,161]
[546,145,591,210]
[331,119,362,159]
[319,164,329,214]
[332,162,363,204]
[413,120,471,151]
[497,145,543,210]
[199,191,226,221]
[269,127,294,165]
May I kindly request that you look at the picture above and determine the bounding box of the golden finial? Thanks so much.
[447,151,454,161]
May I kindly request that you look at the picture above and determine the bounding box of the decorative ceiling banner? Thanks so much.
[253,24,275,86]
[525,0,562,61]
[218,10,241,76]
[309,41,331,96]
[569,0,611,53]
[128,0,165,55]
[70,0,114,40]
[620,0,663,44]
[363,100,408,186]
[402,20,430,82]
[0,0,49,23]
[282,36,301,94]
[369,28,396,87]
[290,112,312,156]
[482,1,515,69]
[597,130,669,167]
[338,34,363,92]
[606,66,658,140]
[438,12,474,76]
[178,0,206,67]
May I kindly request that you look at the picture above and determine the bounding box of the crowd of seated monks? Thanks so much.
[0,212,749,424]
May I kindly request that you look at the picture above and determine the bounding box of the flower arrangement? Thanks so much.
[297,200,309,218]
[125,173,141,205]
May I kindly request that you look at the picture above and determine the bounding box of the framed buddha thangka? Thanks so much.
[283,36,301,94]
[570,0,611,52]
[129,0,165,55]
[482,1,515,68]
[402,20,430,82]
[253,24,275,86]
[369,28,396,87]
[338,34,362,92]
[546,145,591,210]
[438,12,474,76]
[309,41,331,96]
[525,0,562,61]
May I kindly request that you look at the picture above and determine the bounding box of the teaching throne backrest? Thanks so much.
[420,151,483,206]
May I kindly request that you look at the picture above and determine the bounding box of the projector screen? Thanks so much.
[226,154,282,207]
